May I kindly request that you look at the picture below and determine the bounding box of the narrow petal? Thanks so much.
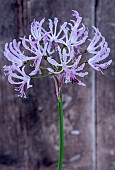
[75,72,88,77]
[47,57,61,66]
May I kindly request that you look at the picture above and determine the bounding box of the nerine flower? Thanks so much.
[7,65,32,98]
[47,47,74,74]
[3,10,112,98]
[31,18,46,42]
[63,57,88,86]
[47,47,88,86]
[4,39,34,67]
[87,26,112,73]
[61,10,88,51]
[3,65,16,75]
[21,35,48,75]
[47,17,66,44]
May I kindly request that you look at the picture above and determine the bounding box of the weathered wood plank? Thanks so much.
[96,0,115,170]
[0,0,100,170]
[21,0,96,169]
[0,1,30,170]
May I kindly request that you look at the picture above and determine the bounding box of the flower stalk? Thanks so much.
[58,91,64,170]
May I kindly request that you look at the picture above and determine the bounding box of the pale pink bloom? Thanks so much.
[47,48,88,86]
[71,10,82,28]
[31,18,46,41]
[61,10,88,51]
[47,48,74,74]
[87,26,106,53]
[63,56,88,86]
[4,39,34,67]
[3,10,112,98]
[87,26,112,73]
[3,65,16,75]
[46,42,55,55]
[47,18,66,44]
[62,25,88,49]
[93,60,112,73]
[21,36,48,75]
[8,66,32,98]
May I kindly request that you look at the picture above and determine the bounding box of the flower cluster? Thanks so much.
[3,10,112,98]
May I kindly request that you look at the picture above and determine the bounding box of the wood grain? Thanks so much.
[22,0,95,169]
[96,0,115,170]
[1,0,115,170]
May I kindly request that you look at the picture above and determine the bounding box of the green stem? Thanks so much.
[40,66,49,72]
[31,73,54,79]
[58,91,64,170]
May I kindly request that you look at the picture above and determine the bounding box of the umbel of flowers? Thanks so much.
[3,10,112,98]
[3,10,112,170]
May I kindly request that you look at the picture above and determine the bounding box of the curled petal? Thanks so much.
[6,66,32,98]
[47,68,63,74]
[29,56,42,76]
[76,63,85,71]
[4,39,35,68]
[47,18,65,43]
[94,60,112,72]
[87,26,111,73]
[31,18,45,41]
[74,55,82,67]
[72,10,82,28]
[4,42,23,67]
[47,57,61,66]
[75,72,88,77]
[77,80,86,86]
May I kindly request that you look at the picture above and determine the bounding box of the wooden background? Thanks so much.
[0,0,115,170]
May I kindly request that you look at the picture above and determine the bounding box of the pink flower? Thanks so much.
[3,65,17,77]
[47,47,74,74]
[21,36,48,75]
[47,18,66,44]
[61,10,88,51]
[31,18,46,41]
[7,66,32,98]
[63,56,88,86]
[3,10,112,98]
[4,39,34,67]
[47,48,88,86]
[87,26,112,73]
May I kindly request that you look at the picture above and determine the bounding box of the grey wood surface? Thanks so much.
[0,0,114,170]
[96,0,115,170]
